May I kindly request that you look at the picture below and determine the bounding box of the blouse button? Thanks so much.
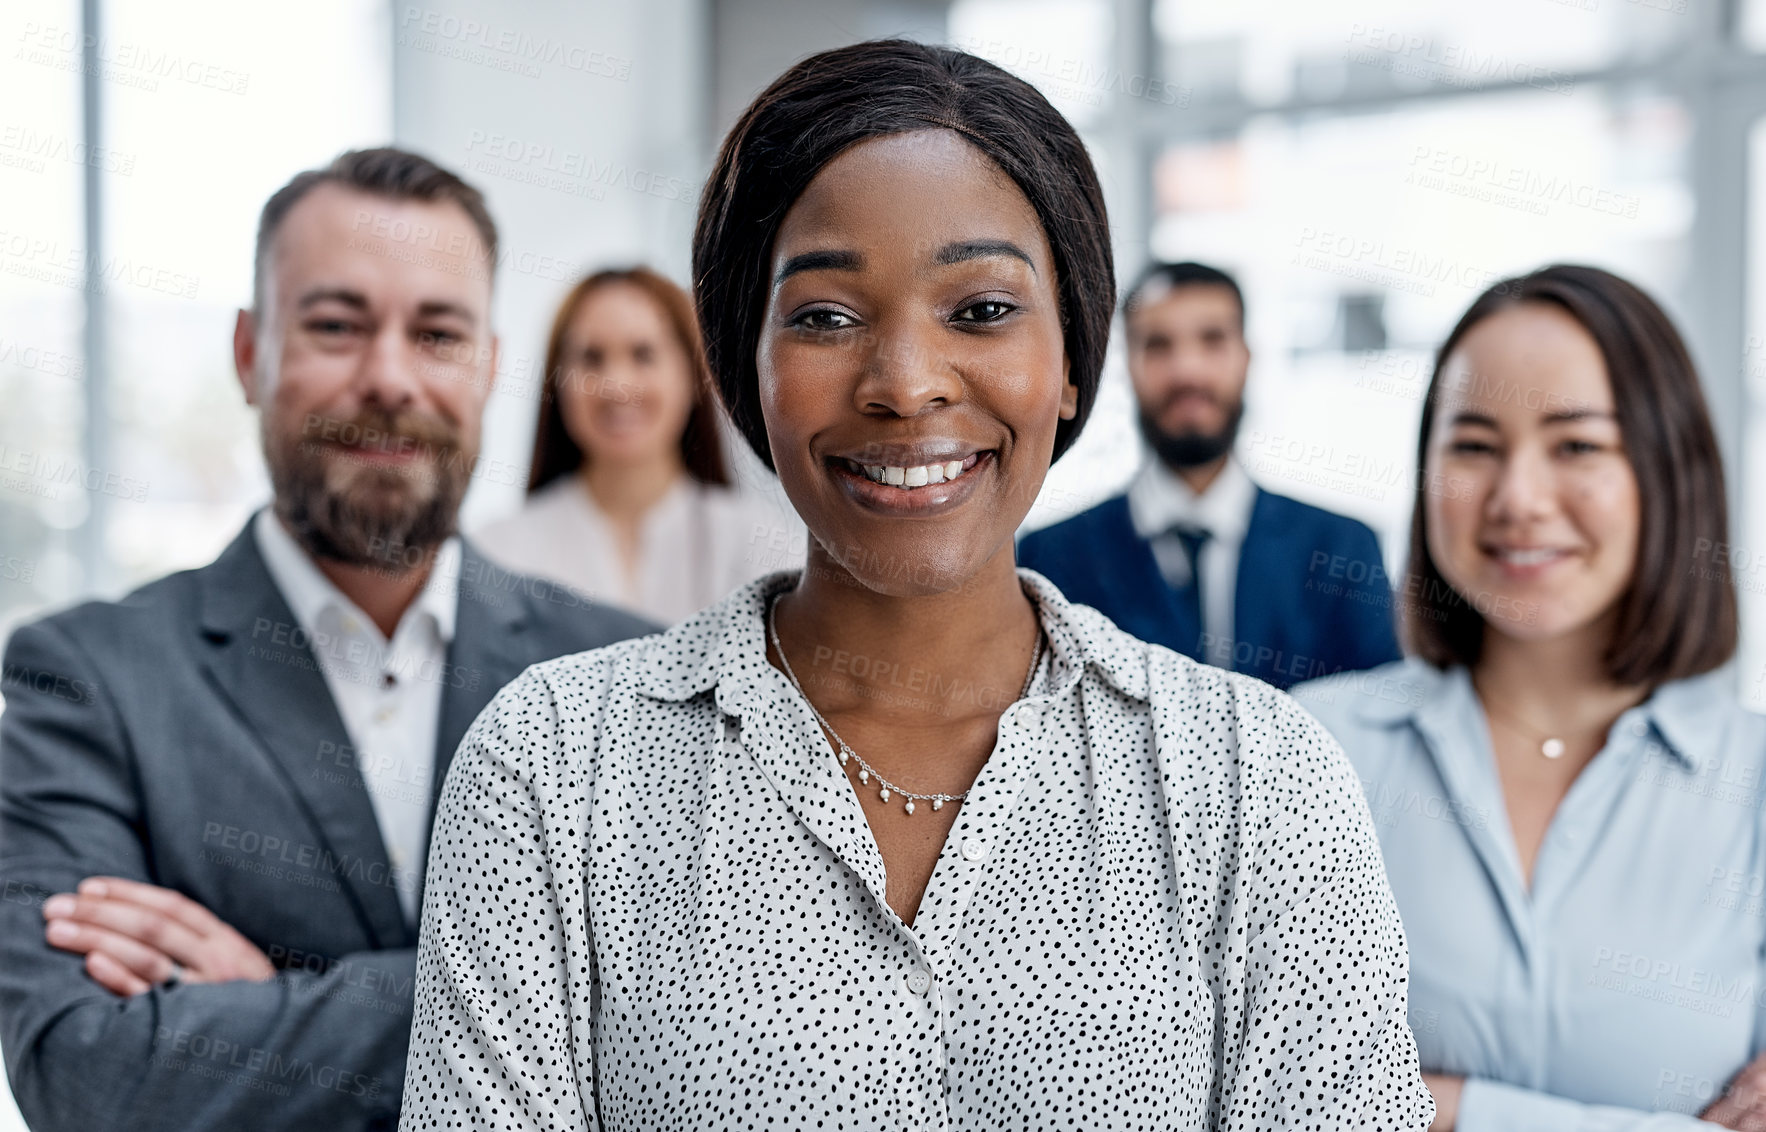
[905,968,931,995]
[961,838,990,862]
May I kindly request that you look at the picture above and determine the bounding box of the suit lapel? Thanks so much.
[430,541,531,806]
[196,520,410,950]
[1100,498,1200,658]
[411,541,534,913]
[1232,490,1278,674]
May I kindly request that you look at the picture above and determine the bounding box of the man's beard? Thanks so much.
[266,405,471,570]
[1137,395,1244,472]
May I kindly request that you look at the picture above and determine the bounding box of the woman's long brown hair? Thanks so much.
[526,267,730,493]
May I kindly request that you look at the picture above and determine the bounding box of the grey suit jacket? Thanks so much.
[0,516,656,1131]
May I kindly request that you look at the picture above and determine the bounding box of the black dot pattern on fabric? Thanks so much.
[401,569,1433,1131]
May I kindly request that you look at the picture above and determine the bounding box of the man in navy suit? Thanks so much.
[1018,261,1398,689]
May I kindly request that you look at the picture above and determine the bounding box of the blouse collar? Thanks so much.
[635,566,1153,716]
[1350,655,1733,770]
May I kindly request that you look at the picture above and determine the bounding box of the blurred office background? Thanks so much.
[5,0,1766,1124]
[10,5,1766,661]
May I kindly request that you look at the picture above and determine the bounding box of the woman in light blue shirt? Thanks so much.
[1294,264,1766,1130]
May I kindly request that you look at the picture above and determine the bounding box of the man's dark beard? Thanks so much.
[266,406,470,570]
[1137,397,1244,472]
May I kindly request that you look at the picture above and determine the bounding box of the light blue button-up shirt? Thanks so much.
[1294,658,1766,1129]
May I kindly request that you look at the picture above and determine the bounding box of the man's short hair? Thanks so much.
[252,146,498,310]
[1122,261,1245,331]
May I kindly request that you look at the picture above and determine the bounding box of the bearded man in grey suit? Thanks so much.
[0,147,655,1131]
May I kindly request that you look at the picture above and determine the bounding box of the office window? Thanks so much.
[96,0,392,591]
[1746,0,1766,52]
[0,1,88,635]
[1740,114,1766,709]
[948,0,1114,130]
[1154,0,1698,107]
[1150,88,1691,558]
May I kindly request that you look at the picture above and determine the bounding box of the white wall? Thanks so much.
[711,0,948,140]
[391,0,711,528]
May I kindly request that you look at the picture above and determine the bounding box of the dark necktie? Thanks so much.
[1171,524,1212,652]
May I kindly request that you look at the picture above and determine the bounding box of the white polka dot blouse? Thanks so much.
[402,569,1434,1130]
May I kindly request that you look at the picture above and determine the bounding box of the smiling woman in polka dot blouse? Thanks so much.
[402,39,1434,1132]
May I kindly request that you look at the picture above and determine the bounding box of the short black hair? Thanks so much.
[1406,264,1736,685]
[253,147,498,310]
[692,38,1115,470]
[1123,261,1245,331]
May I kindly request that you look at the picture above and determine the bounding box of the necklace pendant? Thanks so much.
[771,599,987,824]
[1542,737,1566,759]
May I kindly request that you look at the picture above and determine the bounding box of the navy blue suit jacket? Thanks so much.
[1016,488,1400,689]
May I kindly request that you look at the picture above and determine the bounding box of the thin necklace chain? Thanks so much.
[1475,690,1602,760]
[767,594,1044,816]
[1480,704,1569,759]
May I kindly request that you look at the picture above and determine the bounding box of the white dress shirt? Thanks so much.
[1126,454,1258,667]
[403,568,1432,1130]
[473,475,804,626]
[253,508,457,926]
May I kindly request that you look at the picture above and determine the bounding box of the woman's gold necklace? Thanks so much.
[1478,698,1609,760]
[1484,708,1568,758]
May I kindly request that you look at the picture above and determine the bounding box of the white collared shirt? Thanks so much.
[1127,454,1258,666]
[253,508,459,926]
[403,568,1432,1130]
[473,475,805,626]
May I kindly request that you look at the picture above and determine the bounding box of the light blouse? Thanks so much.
[473,475,804,625]
[1293,658,1766,1129]
[401,569,1433,1130]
